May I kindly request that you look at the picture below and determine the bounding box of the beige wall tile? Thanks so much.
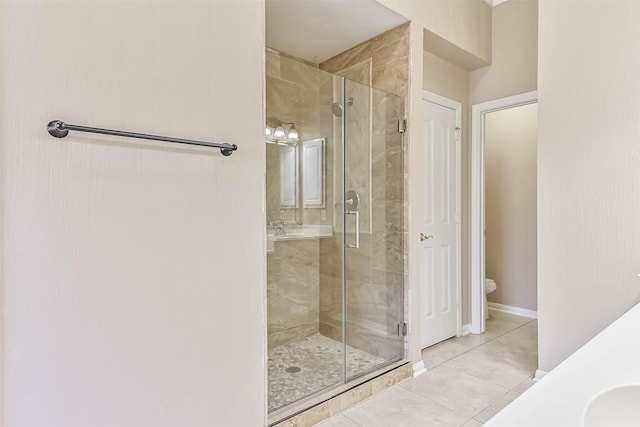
[372,34,409,63]
[371,22,410,52]
[337,59,372,87]
[367,364,412,395]
[268,238,321,346]
[372,55,409,96]
[320,40,373,75]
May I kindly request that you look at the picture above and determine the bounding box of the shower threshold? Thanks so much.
[268,356,409,426]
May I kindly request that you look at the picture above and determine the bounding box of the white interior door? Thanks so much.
[418,93,461,349]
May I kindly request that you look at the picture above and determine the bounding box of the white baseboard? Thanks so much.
[412,360,427,378]
[534,369,548,381]
[488,302,538,319]
[461,323,471,336]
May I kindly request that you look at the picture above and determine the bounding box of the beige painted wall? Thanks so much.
[0,1,266,426]
[381,0,491,64]
[422,51,471,326]
[485,104,537,311]
[423,51,471,102]
[420,0,537,351]
[377,0,492,363]
[469,0,538,105]
[538,1,640,372]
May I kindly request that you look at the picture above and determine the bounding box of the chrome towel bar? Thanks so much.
[47,120,238,156]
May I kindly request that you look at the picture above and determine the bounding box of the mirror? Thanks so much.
[279,143,299,209]
[302,138,325,208]
[266,137,325,225]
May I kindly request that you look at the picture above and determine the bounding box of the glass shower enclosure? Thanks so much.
[266,51,405,414]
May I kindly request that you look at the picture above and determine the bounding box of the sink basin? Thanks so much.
[266,225,333,242]
[281,229,306,237]
[583,384,640,427]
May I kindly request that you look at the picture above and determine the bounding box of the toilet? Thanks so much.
[484,278,497,319]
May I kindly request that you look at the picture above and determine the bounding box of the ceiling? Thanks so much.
[266,0,409,64]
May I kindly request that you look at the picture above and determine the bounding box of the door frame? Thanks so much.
[419,90,463,340]
[470,90,538,334]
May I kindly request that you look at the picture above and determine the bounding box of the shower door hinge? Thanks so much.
[398,119,407,134]
[398,322,408,337]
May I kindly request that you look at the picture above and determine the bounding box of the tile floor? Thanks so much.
[314,312,538,426]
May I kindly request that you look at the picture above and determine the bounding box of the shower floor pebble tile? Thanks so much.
[269,333,385,412]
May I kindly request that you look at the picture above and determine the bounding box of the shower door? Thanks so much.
[341,78,405,380]
[265,54,405,414]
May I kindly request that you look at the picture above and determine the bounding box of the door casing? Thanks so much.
[470,90,538,334]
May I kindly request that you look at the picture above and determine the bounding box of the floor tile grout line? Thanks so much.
[442,352,534,391]
[422,319,512,369]
[427,366,514,420]
[435,321,537,391]
[341,412,365,427]
[396,385,474,420]
[423,342,480,370]
[340,382,473,426]
[472,324,539,372]
[400,365,516,420]
[472,388,526,425]
[483,324,528,342]
[469,388,523,421]
[444,318,536,417]
[423,318,535,377]
[478,348,538,371]
[459,317,531,347]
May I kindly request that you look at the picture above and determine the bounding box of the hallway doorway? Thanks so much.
[470,91,538,334]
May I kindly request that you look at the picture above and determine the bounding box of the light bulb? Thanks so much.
[274,126,286,139]
[287,125,299,140]
[265,126,273,138]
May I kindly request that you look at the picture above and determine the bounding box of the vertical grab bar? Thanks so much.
[346,210,360,249]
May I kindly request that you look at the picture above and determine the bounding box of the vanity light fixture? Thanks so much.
[286,124,299,141]
[266,118,300,144]
[274,126,286,140]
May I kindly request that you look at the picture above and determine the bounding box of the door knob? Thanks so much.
[420,233,433,241]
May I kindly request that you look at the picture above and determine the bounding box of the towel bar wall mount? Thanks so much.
[47,120,238,156]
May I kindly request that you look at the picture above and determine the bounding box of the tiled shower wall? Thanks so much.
[266,50,329,347]
[320,23,409,96]
[266,22,409,354]
[318,23,410,360]
[268,239,320,348]
[266,49,334,226]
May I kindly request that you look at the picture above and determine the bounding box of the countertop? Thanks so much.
[485,302,640,426]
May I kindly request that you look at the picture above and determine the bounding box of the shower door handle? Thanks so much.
[346,210,360,249]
